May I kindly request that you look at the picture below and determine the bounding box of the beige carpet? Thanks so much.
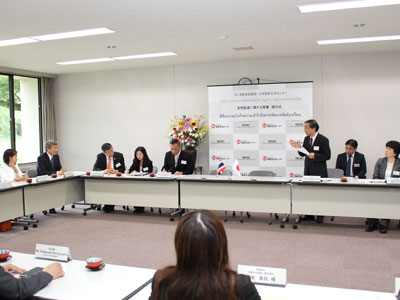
[1,205,399,293]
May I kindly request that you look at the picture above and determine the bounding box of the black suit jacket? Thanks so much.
[128,160,153,174]
[162,151,194,175]
[298,133,331,178]
[36,152,62,176]
[335,151,367,178]
[0,266,52,300]
[93,152,126,172]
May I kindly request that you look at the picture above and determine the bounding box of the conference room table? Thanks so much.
[0,252,156,300]
[0,174,85,223]
[291,178,400,219]
[132,272,395,300]
[2,173,400,228]
[0,183,25,223]
[82,174,179,210]
[178,175,291,215]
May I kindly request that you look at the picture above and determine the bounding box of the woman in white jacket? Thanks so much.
[0,149,28,183]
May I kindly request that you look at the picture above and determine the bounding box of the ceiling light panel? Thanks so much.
[318,35,400,45]
[31,27,114,41]
[298,0,400,13]
[0,37,39,47]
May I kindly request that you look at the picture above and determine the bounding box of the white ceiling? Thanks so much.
[1,0,400,75]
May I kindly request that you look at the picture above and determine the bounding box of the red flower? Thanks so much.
[173,127,176,131]
[195,128,198,131]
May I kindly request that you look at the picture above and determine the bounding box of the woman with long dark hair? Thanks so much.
[125,146,153,213]
[150,210,260,300]
[126,146,153,175]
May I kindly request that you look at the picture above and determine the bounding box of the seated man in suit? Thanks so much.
[37,140,67,213]
[0,262,64,300]
[162,139,194,175]
[335,139,367,179]
[290,119,331,223]
[93,143,126,213]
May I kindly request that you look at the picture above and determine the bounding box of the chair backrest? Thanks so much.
[153,166,158,173]
[27,169,37,178]
[209,169,232,176]
[248,170,275,177]
[327,168,344,178]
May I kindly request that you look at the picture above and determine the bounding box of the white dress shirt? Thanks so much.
[385,162,394,179]
[0,163,23,183]
[174,151,181,167]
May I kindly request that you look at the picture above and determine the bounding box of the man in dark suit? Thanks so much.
[37,140,67,213]
[335,139,367,179]
[0,262,64,299]
[37,140,67,176]
[162,139,194,175]
[93,143,126,213]
[290,119,331,223]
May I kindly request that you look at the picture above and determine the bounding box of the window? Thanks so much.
[0,74,41,163]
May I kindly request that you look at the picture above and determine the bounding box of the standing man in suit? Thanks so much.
[336,139,367,179]
[93,143,126,213]
[290,119,331,223]
[37,140,67,213]
[162,139,194,175]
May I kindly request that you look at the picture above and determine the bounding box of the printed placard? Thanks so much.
[302,175,321,182]
[238,264,287,287]
[90,171,104,177]
[63,171,75,178]
[35,244,71,262]
[36,175,50,182]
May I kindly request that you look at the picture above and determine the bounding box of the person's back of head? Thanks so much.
[153,210,241,300]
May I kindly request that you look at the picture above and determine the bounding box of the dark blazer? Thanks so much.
[162,151,194,175]
[36,152,62,176]
[373,157,400,179]
[335,151,367,178]
[93,152,126,172]
[298,133,331,178]
[128,159,153,174]
[149,273,260,300]
[0,266,52,300]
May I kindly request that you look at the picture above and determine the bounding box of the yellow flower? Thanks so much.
[178,121,183,126]
[191,120,198,127]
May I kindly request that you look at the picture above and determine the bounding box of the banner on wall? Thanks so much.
[208,82,313,177]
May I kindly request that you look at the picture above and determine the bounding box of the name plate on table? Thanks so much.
[370,179,386,184]
[302,176,321,182]
[36,175,50,182]
[0,182,12,189]
[157,172,172,178]
[238,264,287,287]
[90,171,104,177]
[386,178,400,185]
[35,244,71,262]
[63,171,75,178]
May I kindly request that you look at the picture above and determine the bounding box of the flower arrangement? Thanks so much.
[169,115,209,149]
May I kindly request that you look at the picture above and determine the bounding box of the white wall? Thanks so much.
[54,52,400,177]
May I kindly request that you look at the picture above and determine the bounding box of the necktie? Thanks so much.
[108,157,112,170]
[309,138,313,150]
[346,155,352,177]
[50,157,55,169]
